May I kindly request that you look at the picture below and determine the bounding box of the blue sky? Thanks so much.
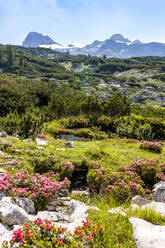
[1,0,165,45]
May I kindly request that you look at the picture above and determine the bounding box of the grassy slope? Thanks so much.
[1,136,165,247]
[1,137,165,173]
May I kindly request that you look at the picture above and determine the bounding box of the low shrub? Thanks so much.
[0,172,70,211]
[121,158,160,188]
[87,164,145,202]
[61,115,90,129]
[140,140,163,153]
[2,219,104,248]
[32,156,75,180]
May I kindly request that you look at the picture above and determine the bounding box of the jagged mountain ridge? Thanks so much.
[23,32,165,58]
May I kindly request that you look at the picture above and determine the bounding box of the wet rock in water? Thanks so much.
[152,181,165,203]
[130,217,165,248]
[0,197,29,226]
[15,197,36,215]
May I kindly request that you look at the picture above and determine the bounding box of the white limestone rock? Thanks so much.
[0,131,7,138]
[15,197,35,215]
[68,199,98,220]
[36,138,48,146]
[108,207,126,216]
[22,138,32,143]
[152,181,165,203]
[130,217,165,248]
[0,197,29,226]
[34,211,70,222]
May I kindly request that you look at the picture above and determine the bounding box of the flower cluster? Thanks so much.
[87,164,145,202]
[37,133,47,139]
[57,162,75,180]
[104,170,145,202]
[2,219,103,248]
[0,172,70,211]
[140,140,163,153]
[127,158,159,187]
[74,219,103,245]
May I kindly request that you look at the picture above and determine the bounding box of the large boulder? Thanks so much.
[34,211,70,222]
[130,217,165,248]
[152,181,165,203]
[68,199,98,220]
[69,199,89,220]
[15,197,35,215]
[0,197,29,226]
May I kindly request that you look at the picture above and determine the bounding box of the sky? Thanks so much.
[1,0,165,46]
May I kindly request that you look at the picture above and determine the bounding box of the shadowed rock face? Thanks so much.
[23,32,60,48]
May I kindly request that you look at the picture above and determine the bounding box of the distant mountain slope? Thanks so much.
[33,33,165,58]
[0,44,74,81]
[23,32,61,48]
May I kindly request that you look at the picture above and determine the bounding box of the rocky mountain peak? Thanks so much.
[110,34,131,43]
[23,32,60,48]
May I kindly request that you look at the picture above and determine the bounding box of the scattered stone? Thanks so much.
[0,168,6,174]
[0,223,8,237]
[15,197,35,215]
[0,131,7,138]
[132,195,151,206]
[36,138,48,146]
[65,142,74,148]
[108,207,126,216]
[46,199,59,211]
[58,189,70,197]
[0,193,7,201]
[3,155,15,159]
[0,197,29,226]
[71,190,89,197]
[38,146,45,150]
[0,151,5,156]
[130,217,165,248]
[22,138,32,143]
[152,181,165,203]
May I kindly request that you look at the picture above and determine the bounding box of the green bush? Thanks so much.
[123,158,160,188]
[87,165,145,202]
[140,140,163,153]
